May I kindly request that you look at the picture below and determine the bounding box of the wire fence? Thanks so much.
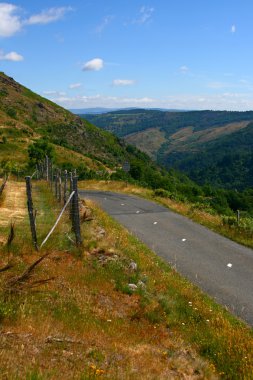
[25,156,83,250]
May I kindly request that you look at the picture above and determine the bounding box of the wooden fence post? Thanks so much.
[72,176,82,245]
[50,162,53,191]
[46,155,49,181]
[25,176,38,251]
[69,172,73,219]
[64,170,68,204]
[237,210,240,226]
[58,174,62,203]
[54,174,58,198]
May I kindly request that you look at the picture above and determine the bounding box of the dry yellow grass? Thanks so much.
[0,181,26,229]
[1,180,253,379]
[0,181,218,379]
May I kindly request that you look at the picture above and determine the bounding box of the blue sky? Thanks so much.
[1,0,253,110]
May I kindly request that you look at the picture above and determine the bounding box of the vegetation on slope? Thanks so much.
[0,180,253,379]
[163,122,253,190]
[0,72,131,174]
[83,109,253,190]
[1,72,253,230]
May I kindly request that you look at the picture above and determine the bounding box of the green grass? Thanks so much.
[90,202,253,379]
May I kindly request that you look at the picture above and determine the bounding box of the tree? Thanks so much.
[28,138,54,166]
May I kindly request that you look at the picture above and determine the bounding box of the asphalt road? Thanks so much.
[80,190,253,326]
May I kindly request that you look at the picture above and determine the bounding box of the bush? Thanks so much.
[153,188,171,198]
[6,107,17,119]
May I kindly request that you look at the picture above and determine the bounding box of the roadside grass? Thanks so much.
[0,180,252,378]
[91,203,253,379]
[0,181,216,379]
[79,180,253,249]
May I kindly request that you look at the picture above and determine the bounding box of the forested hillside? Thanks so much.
[83,109,253,189]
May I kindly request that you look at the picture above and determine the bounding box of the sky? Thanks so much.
[1,0,253,111]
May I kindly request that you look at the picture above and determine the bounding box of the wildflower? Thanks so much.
[96,369,106,375]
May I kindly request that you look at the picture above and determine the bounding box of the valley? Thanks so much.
[84,109,253,189]
[0,72,253,378]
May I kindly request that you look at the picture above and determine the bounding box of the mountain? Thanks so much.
[0,73,253,215]
[70,107,120,114]
[0,72,135,174]
[0,72,199,198]
[83,109,253,189]
[70,107,188,115]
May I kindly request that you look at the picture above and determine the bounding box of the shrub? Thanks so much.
[153,188,171,198]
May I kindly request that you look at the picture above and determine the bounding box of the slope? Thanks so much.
[0,72,128,173]
[83,109,253,189]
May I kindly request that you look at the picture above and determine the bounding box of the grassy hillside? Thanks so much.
[0,180,253,379]
[0,72,130,173]
[83,109,253,189]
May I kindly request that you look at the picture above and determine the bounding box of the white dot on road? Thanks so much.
[182,238,186,242]
[121,203,125,206]
[227,263,232,268]
[153,222,158,225]
[136,211,140,214]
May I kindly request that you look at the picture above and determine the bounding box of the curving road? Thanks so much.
[80,190,253,326]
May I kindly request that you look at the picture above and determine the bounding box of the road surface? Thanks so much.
[80,190,253,326]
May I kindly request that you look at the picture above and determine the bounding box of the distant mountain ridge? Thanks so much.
[82,109,253,189]
[70,107,188,115]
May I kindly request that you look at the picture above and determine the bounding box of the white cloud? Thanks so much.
[112,79,136,86]
[0,4,72,37]
[25,6,73,25]
[48,92,253,111]
[95,15,114,34]
[42,90,66,96]
[49,93,155,108]
[231,24,236,33]
[0,50,23,61]
[179,65,189,74]
[69,83,82,89]
[0,3,22,37]
[134,6,154,24]
[82,58,104,71]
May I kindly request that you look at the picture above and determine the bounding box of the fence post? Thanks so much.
[72,176,82,245]
[54,174,58,198]
[46,155,49,181]
[69,172,73,219]
[64,170,68,204]
[237,210,240,226]
[58,173,62,203]
[25,176,38,251]
[50,164,54,191]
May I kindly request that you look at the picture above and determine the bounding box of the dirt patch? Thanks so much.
[125,128,167,159]
[0,181,26,228]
